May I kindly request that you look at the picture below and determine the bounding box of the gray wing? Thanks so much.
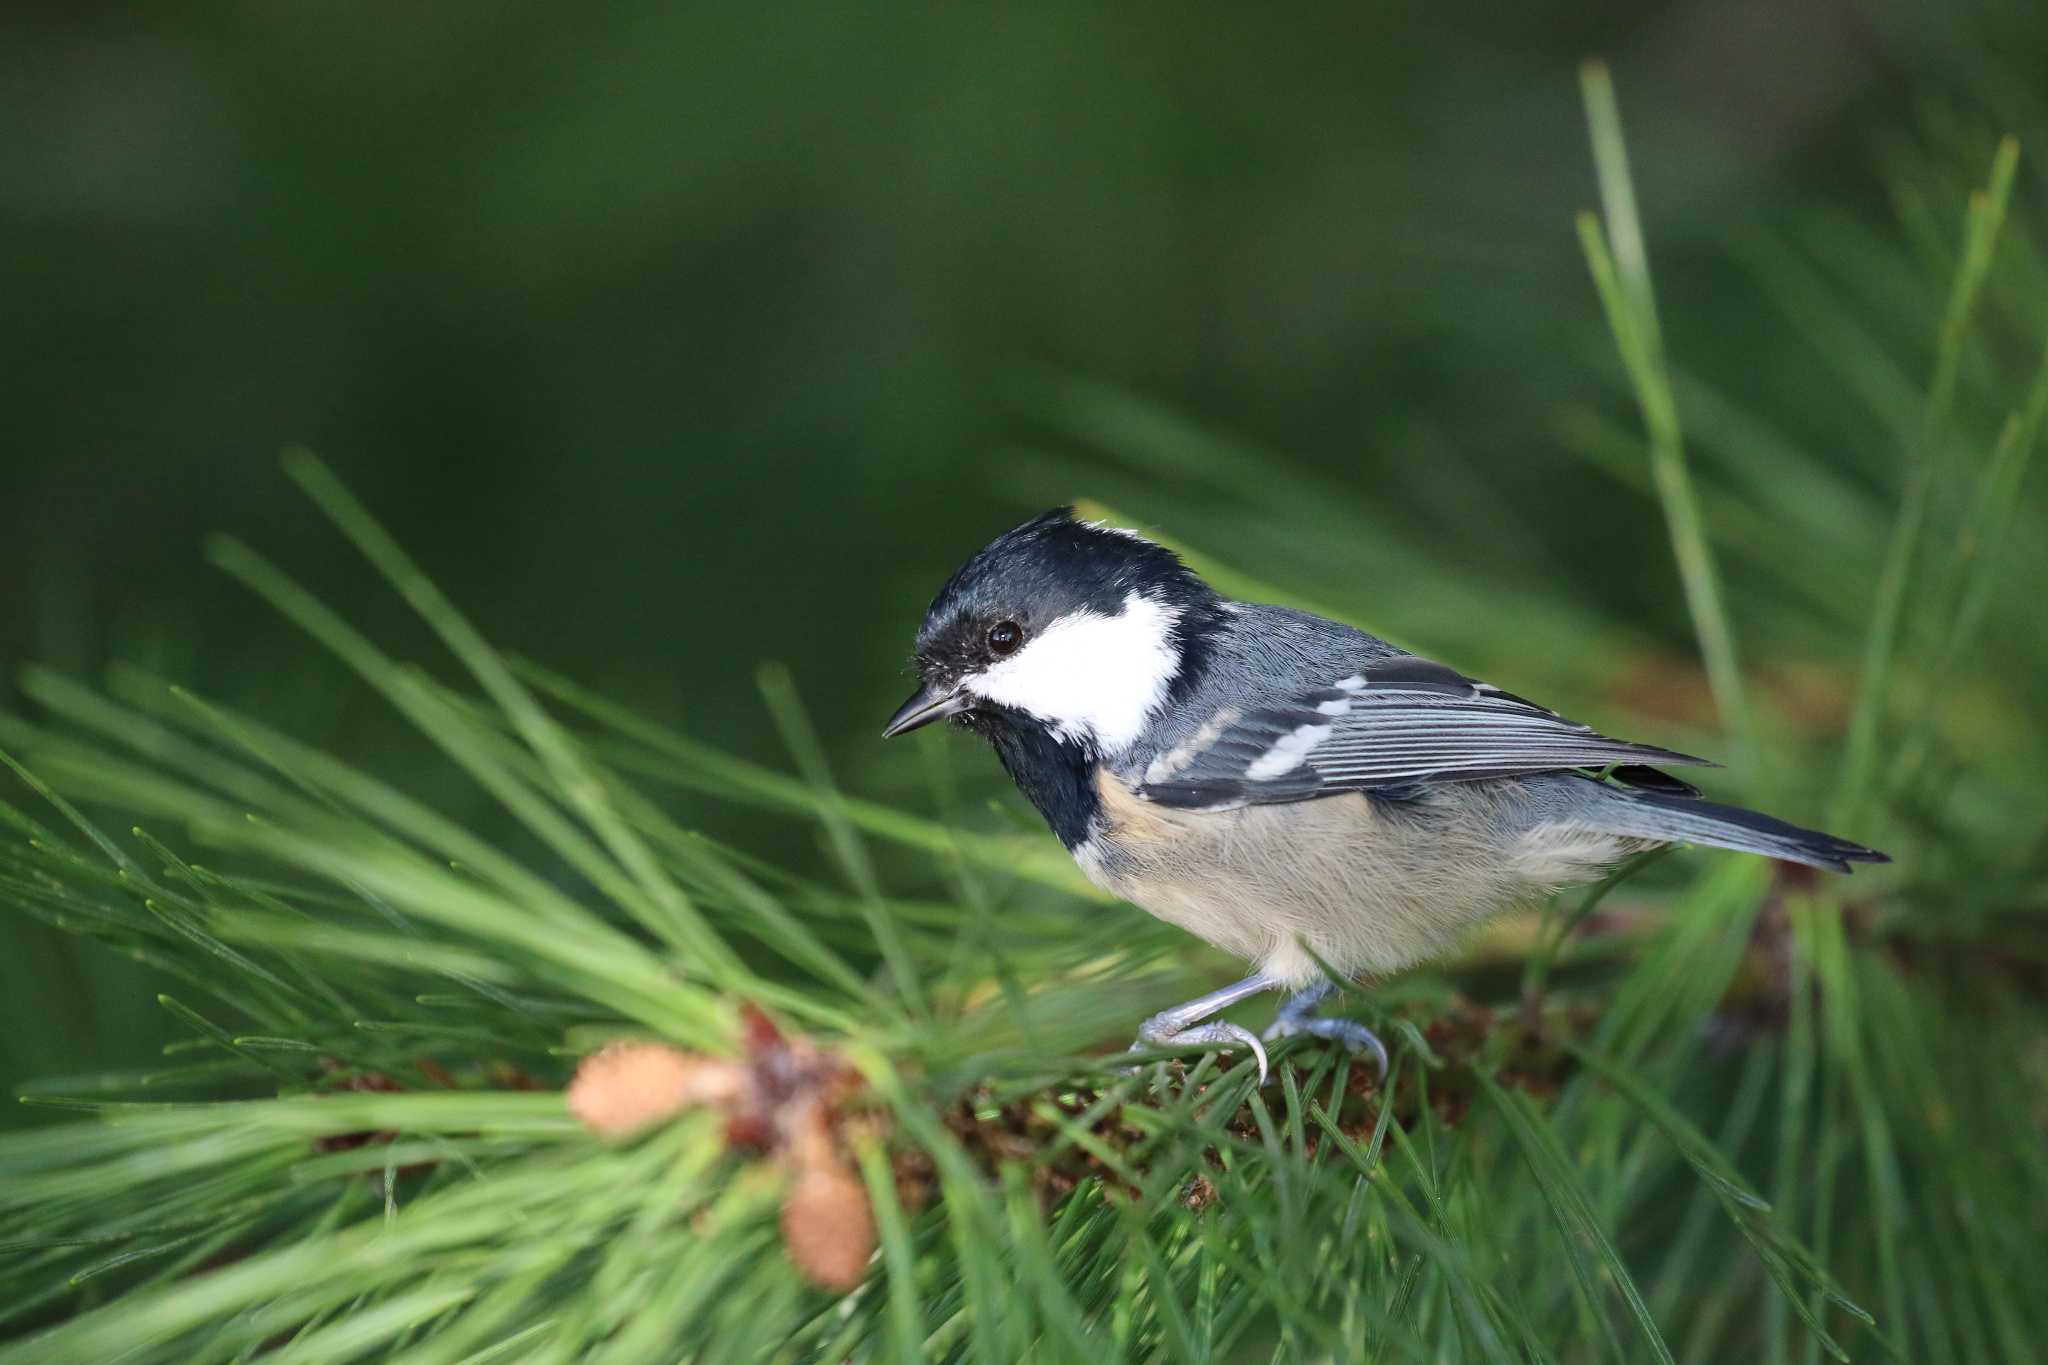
[1136,655,1712,810]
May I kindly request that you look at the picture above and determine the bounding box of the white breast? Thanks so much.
[1076,771,1635,987]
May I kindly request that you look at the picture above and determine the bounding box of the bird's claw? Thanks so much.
[1128,1018,1270,1085]
[1262,1013,1389,1081]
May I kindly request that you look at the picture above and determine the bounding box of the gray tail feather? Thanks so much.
[1590,788,1890,874]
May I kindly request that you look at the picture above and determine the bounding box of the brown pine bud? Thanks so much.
[566,1043,740,1138]
[780,1165,875,1292]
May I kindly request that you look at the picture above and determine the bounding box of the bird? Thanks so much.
[882,508,1888,1082]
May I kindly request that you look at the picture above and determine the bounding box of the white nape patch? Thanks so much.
[961,592,1182,755]
[1084,518,1161,548]
[1244,719,1335,779]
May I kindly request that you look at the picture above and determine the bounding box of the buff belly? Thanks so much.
[1073,770,1638,988]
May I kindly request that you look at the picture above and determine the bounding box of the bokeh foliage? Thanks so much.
[4,2,2047,1360]
[0,0,2022,1104]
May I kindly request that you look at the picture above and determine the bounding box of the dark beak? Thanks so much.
[882,683,970,738]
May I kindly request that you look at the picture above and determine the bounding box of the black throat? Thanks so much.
[968,707,1100,849]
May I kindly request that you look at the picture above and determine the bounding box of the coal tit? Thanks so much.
[885,508,1887,1080]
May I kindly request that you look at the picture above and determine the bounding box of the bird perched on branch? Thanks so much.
[884,508,1887,1081]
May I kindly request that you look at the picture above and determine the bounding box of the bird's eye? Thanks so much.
[986,620,1023,656]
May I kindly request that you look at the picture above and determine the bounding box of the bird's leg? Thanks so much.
[1129,973,1279,1083]
[1262,980,1389,1080]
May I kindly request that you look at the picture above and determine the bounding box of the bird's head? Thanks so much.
[883,508,1217,758]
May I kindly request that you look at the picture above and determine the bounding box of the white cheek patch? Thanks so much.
[962,592,1182,755]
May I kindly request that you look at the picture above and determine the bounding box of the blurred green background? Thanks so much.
[3,2,2040,1121]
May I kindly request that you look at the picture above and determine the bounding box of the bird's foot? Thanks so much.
[1262,983,1388,1080]
[1128,1017,1270,1086]
[1119,974,1280,1083]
